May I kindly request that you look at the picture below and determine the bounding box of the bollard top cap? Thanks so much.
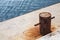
[39,12,51,17]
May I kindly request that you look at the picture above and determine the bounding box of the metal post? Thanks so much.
[39,12,51,36]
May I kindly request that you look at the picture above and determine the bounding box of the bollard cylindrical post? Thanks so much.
[39,12,51,36]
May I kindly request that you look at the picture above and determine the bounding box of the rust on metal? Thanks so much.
[34,12,55,36]
[39,12,52,36]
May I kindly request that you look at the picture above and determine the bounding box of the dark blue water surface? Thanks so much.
[0,0,60,22]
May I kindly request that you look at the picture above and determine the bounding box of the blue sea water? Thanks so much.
[0,0,60,22]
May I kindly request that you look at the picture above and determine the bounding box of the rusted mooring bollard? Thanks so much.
[34,12,55,36]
